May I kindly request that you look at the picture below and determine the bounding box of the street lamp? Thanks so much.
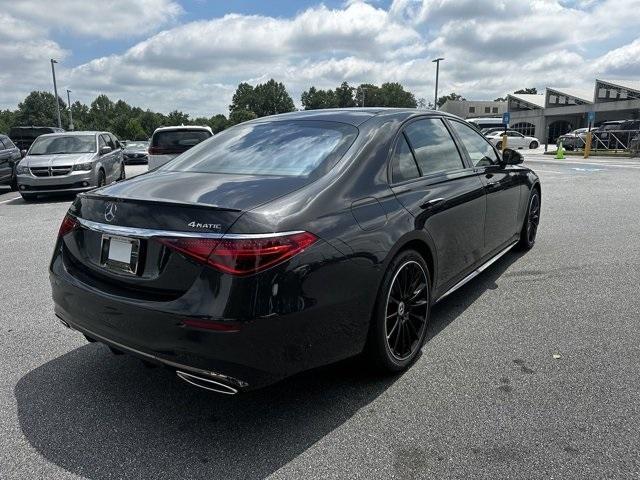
[432,57,444,111]
[50,59,62,128]
[66,89,74,130]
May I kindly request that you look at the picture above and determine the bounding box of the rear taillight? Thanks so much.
[58,214,79,238]
[156,232,318,276]
[156,237,220,265]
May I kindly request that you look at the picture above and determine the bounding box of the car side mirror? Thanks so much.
[20,149,27,158]
[100,146,112,155]
[501,148,524,165]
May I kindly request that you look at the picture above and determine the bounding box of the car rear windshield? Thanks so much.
[163,120,358,178]
[126,142,148,149]
[29,135,96,155]
[151,130,211,153]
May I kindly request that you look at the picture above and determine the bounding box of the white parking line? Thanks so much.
[0,195,21,204]
[525,158,640,169]
[530,168,566,174]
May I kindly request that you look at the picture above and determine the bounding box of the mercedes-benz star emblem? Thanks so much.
[104,202,117,222]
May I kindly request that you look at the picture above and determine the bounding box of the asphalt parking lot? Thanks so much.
[1,157,639,479]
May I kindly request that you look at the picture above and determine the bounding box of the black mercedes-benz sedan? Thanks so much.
[50,108,541,394]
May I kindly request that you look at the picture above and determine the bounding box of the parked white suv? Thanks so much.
[148,126,213,169]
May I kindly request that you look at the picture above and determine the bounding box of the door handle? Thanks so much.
[419,198,445,210]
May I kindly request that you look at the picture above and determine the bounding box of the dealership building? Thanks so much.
[508,79,640,143]
[439,100,507,119]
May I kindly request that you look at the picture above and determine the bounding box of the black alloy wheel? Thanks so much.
[496,141,503,150]
[97,170,106,187]
[368,250,430,371]
[529,141,539,149]
[518,189,540,250]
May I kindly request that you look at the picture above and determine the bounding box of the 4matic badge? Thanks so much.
[188,221,222,230]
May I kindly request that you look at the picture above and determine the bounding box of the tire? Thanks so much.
[367,249,431,372]
[10,175,18,191]
[517,188,540,250]
[119,163,126,181]
[20,193,36,202]
[97,170,106,187]
[529,141,539,149]
[496,141,503,150]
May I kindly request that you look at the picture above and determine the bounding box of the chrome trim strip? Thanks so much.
[76,217,303,240]
[435,241,518,302]
[76,217,304,240]
[57,314,248,388]
[77,217,224,239]
[176,371,238,395]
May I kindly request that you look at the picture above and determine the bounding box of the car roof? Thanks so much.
[152,125,213,134]
[246,108,455,127]
[34,131,107,139]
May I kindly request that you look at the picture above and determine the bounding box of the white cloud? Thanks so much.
[4,0,182,39]
[593,38,640,76]
[0,13,68,109]
[2,0,640,117]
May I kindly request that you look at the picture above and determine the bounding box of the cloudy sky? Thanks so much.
[1,0,639,117]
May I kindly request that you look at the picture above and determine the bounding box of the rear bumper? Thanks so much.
[49,237,375,390]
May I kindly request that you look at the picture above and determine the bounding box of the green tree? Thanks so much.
[355,84,380,107]
[89,94,115,130]
[166,110,190,125]
[301,86,338,110]
[70,101,90,130]
[123,118,147,140]
[378,82,417,108]
[15,91,66,127]
[0,109,16,134]
[229,109,257,125]
[251,79,295,117]
[334,82,355,108]
[437,92,466,108]
[514,88,537,94]
[229,79,294,118]
[229,82,255,113]
[209,114,229,133]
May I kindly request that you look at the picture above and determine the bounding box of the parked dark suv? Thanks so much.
[9,126,65,151]
[0,134,22,190]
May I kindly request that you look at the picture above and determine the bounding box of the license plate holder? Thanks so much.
[101,235,140,275]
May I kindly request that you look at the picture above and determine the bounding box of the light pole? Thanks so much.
[66,89,74,130]
[50,59,62,128]
[432,57,444,111]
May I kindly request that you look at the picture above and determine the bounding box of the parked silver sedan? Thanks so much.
[15,131,125,200]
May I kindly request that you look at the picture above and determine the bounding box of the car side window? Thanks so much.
[103,134,116,149]
[98,135,107,150]
[0,136,6,150]
[449,120,499,167]
[403,118,464,175]
[4,136,16,149]
[110,134,121,149]
[390,134,420,183]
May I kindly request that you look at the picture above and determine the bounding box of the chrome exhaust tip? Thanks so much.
[176,370,239,395]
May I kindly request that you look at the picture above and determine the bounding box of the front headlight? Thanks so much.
[73,162,93,171]
[16,164,30,175]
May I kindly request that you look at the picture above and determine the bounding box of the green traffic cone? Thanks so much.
[555,140,565,159]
